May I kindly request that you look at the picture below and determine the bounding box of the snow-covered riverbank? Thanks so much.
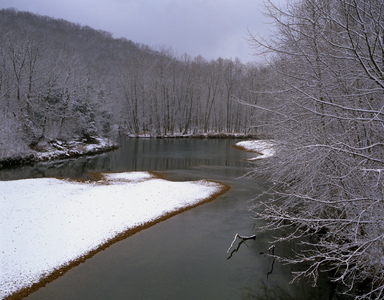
[126,132,257,138]
[234,140,275,160]
[0,172,227,299]
[0,136,118,169]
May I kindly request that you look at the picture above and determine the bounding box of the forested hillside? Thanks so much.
[0,8,266,159]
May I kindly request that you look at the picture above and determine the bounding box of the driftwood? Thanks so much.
[227,233,256,254]
[226,234,277,280]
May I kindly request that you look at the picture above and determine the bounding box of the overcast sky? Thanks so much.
[0,0,280,63]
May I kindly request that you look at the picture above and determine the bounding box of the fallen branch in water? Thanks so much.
[227,233,256,253]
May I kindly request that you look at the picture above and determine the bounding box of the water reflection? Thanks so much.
[2,137,342,299]
[0,138,251,181]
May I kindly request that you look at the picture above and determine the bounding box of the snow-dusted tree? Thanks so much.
[247,0,384,298]
[118,49,152,135]
[0,7,262,159]
[0,18,111,155]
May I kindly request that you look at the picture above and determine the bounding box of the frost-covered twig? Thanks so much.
[227,233,256,253]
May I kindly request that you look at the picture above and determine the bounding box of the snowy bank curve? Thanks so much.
[0,172,228,299]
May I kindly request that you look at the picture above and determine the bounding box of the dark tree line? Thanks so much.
[0,8,266,159]
[247,0,384,298]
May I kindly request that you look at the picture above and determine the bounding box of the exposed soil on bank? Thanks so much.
[3,173,229,300]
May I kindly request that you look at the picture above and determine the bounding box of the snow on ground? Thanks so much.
[36,137,117,161]
[235,140,275,160]
[0,172,224,299]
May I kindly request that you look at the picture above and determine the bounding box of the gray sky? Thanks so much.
[0,0,278,62]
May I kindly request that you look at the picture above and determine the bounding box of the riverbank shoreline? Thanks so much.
[1,172,229,300]
[0,134,265,170]
[233,140,276,160]
[126,132,258,139]
[0,136,118,170]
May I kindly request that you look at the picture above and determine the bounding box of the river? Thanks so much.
[2,137,337,299]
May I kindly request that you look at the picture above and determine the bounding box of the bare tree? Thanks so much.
[247,0,384,298]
